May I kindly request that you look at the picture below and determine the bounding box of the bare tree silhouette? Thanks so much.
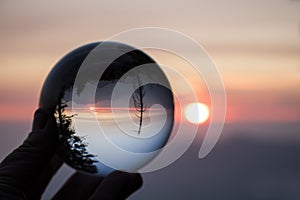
[55,99,98,174]
[132,75,146,135]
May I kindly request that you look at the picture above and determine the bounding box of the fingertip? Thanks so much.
[32,108,53,130]
[130,173,143,190]
[52,172,103,200]
[118,172,143,191]
[90,171,143,200]
[107,171,143,187]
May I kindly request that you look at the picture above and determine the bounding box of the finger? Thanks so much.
[52,172,103,200]
[0,109,59,199]
[89,171,143,200]
[26,155,63,199]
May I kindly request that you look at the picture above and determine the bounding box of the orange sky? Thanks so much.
[0,0,299,123]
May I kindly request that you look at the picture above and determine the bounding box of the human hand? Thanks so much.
[0,109,142,199]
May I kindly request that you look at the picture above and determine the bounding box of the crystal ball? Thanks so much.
[39,42,174,176]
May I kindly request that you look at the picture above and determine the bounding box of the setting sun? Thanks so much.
[184,102,210,124]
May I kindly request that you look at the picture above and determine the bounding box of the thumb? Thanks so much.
[32,108,51,131]
[27,108,58,150]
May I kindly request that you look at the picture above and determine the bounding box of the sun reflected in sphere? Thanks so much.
[184,102,209,124]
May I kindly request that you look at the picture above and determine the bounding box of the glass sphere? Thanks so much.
[39,42,174,176]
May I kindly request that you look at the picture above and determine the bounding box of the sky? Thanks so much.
[0,0,299,123]
[0,1,300,199]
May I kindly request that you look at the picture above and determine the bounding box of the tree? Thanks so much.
[132,75,146,135]
[56,100,98,174]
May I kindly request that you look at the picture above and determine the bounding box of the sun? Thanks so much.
[89,106,96,112]
[184,102,210,124]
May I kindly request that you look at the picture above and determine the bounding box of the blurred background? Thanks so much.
[0,0,299,199]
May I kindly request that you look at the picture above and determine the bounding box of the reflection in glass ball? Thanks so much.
[39,42,174,176]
